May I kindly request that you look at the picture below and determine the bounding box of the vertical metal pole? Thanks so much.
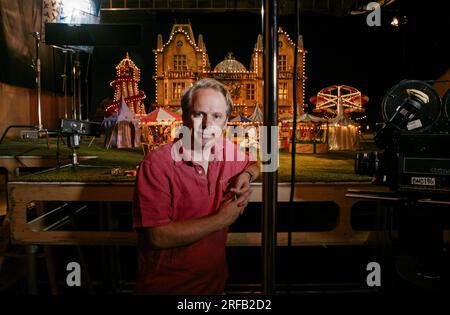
[85,54,91,121]
[262,0,278,295]
[76,54,82,120]
[72,52,77,119]
[33,32,43,131]
[62,50,68,119]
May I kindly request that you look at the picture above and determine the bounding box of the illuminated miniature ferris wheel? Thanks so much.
[311,85,368,121]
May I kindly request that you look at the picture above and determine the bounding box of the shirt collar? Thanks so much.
[171,137,226,166]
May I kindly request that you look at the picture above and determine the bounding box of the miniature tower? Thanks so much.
[106,53,146,116]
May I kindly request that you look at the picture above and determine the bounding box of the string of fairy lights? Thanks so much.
[109,24,368,139]
[100,23,373,155]
[278,27,307,109]
[149,25,308,118]
[107,53,146,115]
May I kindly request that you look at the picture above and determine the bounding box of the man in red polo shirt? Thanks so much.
[133,78,259,294]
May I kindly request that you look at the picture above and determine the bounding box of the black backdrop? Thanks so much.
[1,0,448,125]
[0,0,61,90]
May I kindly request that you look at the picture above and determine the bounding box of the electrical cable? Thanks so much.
[287,0,301,293]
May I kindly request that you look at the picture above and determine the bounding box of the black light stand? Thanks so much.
[51,45,76,120]
[65,132,82,168]
[10,32,50,147]
[56,47,84,121]
[57,47,92,122]
[32,31,44,132]
[61,49,69,119]
[85,53,92,121]
[71,52,80,120]
[61,132,106,169]
[32,120,107,176]
[75,53,82,120]
[0,32,52,146]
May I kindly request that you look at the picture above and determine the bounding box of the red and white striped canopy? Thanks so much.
[141,107,181,124]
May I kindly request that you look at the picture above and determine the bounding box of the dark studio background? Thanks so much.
[0,0,448,127]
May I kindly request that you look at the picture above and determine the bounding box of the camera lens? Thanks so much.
[381,80,441,133]
[355,152,381,176]
[355,152,372,175]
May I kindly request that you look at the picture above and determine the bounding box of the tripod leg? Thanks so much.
[45,130,50,149]
[59,134,66,146]
[88,136,96,147]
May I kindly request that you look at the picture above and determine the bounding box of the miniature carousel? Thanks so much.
[280,111,328,154]
[311,85,368,150]
[140,107,182,151]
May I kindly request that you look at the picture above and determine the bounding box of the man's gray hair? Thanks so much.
[180,78,233,121]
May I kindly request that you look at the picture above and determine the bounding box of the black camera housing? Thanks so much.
[60,119,102,137]
[355,81,450,196]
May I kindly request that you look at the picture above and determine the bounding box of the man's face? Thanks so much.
[185,88,228,149]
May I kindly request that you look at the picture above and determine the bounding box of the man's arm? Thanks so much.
[142,190,252,249]
[242,162,260,183]
[231,162,260,198]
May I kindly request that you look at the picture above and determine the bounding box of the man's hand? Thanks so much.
[230,172,252,205]
[217,189,252,227]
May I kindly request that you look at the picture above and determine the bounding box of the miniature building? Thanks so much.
[153,24,210,109]
[153,23,306,118]
[276,28,307,116]
[212,52,258,117]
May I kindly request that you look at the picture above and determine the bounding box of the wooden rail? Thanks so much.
[7,181,388,246]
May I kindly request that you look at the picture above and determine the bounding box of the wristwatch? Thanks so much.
[244,170,254,182]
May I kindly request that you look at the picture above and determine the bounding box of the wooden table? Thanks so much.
[0,155,97,216]
[7,180,381,247]
[7,179,450,294]
[0,155,97,179]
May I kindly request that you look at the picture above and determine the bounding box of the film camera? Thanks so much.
[60,119,101,148]
[355,80,450,196]
[60,119,101,137]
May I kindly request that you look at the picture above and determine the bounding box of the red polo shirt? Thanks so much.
[133,138,255,295]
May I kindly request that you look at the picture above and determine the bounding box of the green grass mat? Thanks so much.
[1,138,373,183]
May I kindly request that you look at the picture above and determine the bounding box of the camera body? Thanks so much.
[355,81,450,196]
[60,119,101,137]
[59,119,102,149]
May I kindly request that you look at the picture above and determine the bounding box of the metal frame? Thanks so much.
[262,0,278,294]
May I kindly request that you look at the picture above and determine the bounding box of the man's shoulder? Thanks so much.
[142,142,175,165]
